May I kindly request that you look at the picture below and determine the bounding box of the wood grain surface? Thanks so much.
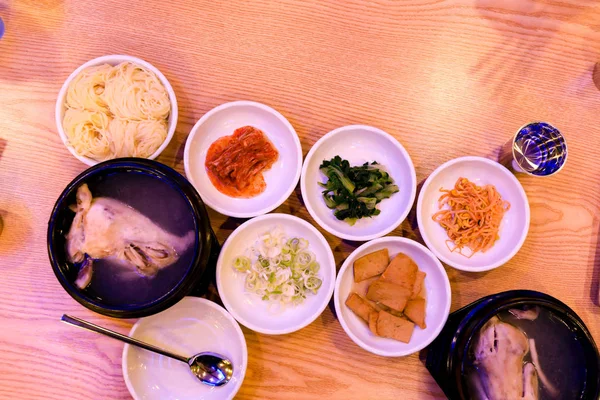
[1,0,600,399]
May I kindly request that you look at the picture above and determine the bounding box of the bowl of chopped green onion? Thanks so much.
[301,125,417,241]
[216,213,336,334]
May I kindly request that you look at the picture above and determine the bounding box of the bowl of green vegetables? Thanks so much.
[301,125,416,241]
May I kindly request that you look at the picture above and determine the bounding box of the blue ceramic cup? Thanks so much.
[499,122,567,177]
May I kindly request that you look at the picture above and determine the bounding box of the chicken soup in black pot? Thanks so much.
[425,290,599,400]
[48,158,220,318]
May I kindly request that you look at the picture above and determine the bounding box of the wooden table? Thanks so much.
[1,1,599,399]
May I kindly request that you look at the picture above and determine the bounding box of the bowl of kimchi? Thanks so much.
[184,101,302,218]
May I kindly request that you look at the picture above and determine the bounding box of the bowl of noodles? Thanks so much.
[55,55,178,166]
[417,156,530,272]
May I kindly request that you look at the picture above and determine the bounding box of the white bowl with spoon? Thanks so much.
[59,297,247,400]
[122,297,247,400]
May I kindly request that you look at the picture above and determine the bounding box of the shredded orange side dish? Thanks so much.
[432,177,510,257]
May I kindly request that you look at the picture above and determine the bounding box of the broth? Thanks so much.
[70,171,197,307]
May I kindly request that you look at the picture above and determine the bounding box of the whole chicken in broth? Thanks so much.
[66,184,194,289]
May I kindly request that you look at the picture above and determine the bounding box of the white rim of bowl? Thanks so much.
[300,125,417,241]
[333,236,451,357]
[122,297,248,400]
[216,213,336,334]
[416,156,531,272]
[55,54,179,167]
[183,100,302,218]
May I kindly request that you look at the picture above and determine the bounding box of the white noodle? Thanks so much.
[63,62,170,161]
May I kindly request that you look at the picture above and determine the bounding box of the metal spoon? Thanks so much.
[61,314,233,386]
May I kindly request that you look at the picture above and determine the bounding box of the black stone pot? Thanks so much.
[425,290,599,400]
[48,158,220,318]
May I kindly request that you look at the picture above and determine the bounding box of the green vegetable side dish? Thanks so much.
[232,228,322,306]
[319,155,399,226]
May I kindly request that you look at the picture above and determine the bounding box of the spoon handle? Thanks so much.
[61,314,188,363]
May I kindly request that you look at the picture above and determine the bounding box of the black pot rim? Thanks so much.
[47,158,213,319]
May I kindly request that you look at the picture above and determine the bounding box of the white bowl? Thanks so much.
[300,125,417,241]
[334,237,451,357]
[184,101,302,218]
[55,54,178,166]
[216,213,336,334]
[417,156,530,272]
[123,297,247,400]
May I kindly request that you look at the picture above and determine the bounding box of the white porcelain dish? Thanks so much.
[122,297,247,400]
[300,125,416,241]
[184,101,302,218]
[334,237,451,357]
[216,213,336,335]
[417,156,530,272]
[55,54,178,166]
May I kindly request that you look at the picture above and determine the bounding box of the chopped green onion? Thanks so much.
[233,256,251,272]
[305,276,322,292]
[232,227,323,306]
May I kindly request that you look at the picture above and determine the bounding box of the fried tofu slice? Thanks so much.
[411,270,426,299]
[376,310,415,343]
[381,253,418,290]
[345,293,377,322]
[366,280,411,312]
[368,311,379,335]
[353,248,389,282]
[404,298,427,329]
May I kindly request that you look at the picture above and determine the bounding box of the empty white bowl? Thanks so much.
[122,297,247,400]
[417,156,530,272]
[55,55,178,166]
[216,213,336,335]
[301,125,417,241]
[184,101,302,218]
[334,237,451,357]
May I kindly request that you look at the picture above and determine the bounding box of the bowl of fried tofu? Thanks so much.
[334,237,451,356]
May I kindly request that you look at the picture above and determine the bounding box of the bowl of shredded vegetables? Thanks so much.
[216,213,336,334]
[417,156,530,272]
